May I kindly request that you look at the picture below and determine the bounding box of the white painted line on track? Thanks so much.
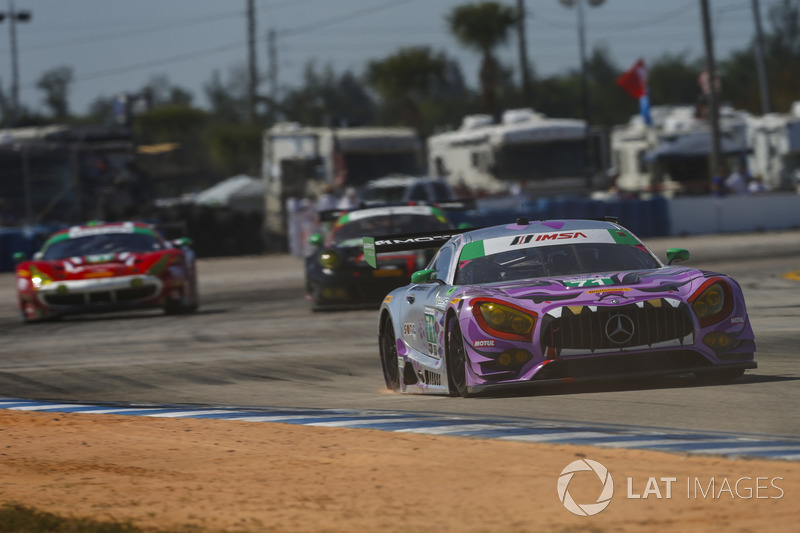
[305,418,433,427]
[395,424,503,435]
[10,404,91,411]
[145,410,247,418]
[681,446,800,456]
[224,415,350,422]
[498,431,612,442]
[599,438,743,449]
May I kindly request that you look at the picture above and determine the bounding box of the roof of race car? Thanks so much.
[336,204,447,225]
[455,219,643,258]
[461,219,628,242]
[43,221,160,248]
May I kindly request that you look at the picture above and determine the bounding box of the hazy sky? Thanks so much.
[1,0,771,115]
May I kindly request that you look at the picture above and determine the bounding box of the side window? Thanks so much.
[409,184,428,201]
[431,245,454,282]
[431,181,452,201]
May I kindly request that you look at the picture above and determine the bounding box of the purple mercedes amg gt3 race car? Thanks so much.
[364,218,756,396]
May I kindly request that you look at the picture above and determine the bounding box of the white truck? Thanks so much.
[427,108,607,196]
[262,123,423,249]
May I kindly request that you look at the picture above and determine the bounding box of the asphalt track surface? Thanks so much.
[1,230,799,439]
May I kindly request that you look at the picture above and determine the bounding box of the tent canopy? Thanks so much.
[194,175,265,213]
[645,132,749,162]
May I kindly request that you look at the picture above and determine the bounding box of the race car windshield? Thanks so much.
[455,243,661,285]
[332,214,448,244]
[42,234,164,260]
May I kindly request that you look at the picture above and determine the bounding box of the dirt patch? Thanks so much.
[0,410,797,532]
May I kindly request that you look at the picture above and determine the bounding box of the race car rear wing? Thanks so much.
[320,199,477,224]
[363,227,472,268]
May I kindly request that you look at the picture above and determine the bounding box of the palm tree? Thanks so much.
[447,2,518,115]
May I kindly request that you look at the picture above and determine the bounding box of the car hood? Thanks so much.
[457,266,713,306]
[19,251,177,281]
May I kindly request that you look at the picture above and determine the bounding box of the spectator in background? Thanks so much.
[710,166,728,197]
[748,174,768,194]
[337,187,360,210]
[316,184,339,212]
[725,164,749,195]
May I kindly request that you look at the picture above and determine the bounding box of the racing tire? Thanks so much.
[694,368,745,384]
[379,316,401,392]
[446,317,469,397]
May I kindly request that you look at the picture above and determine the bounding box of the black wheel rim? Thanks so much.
[381,319,400,390]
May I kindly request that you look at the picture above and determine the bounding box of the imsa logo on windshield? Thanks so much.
[510,232,588,246]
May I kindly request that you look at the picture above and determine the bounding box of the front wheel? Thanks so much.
[446,317,469,397]
[379,316,400,392]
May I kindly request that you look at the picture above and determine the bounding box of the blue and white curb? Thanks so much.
[2,397,799,461]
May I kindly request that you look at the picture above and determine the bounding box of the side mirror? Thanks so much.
[12,251,27,263]
[173,237,193,248]
[411,269,437,284]
[666,248,690,265]
[308,233,323,247]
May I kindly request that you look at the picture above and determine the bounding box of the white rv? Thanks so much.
[747,101,800,192]
[427,109,605,196]
[262,123,423,246]
[611,105,752,195]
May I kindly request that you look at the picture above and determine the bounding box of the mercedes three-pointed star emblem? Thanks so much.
[604,314,635,344]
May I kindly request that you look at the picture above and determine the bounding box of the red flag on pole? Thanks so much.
[616,59,647,99]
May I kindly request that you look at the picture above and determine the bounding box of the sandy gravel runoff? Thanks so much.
[0,410,797,532]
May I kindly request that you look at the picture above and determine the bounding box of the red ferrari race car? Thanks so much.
[13,221,198,322]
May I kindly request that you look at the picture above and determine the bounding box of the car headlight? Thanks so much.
[473,300,536,341]
[319,250,340,270]
[691,279,733,327]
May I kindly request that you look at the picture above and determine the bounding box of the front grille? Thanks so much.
[541,300,694,352]
[117,286,157,302]
[43,285,158,307]
[533,350,711,380]
[90,291,113,303]
[43,293,85,306]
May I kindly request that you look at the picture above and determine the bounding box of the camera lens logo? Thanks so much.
[557,459,614,516]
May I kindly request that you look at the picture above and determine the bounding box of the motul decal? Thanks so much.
[473,339,496,348]
[730,316,745,324]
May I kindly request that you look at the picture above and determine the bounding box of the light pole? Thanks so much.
[0,0,32,126]
[559,0,606,187]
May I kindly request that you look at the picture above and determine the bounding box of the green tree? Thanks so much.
[647,53,704,107]
[716,0,800,113]
[366,47,448,134]
[134,104,206,144]
[140,74,194,107]
[203,122,263,176]
[204,67,249,123]
[36,66,74,120]
[447,1,517,116]
[279,62,375,126]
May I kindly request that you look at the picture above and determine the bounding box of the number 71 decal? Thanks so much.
[563,277,614,288]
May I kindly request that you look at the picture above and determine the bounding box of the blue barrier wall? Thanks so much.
[448,196,671,238]
[0,225,64,273]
